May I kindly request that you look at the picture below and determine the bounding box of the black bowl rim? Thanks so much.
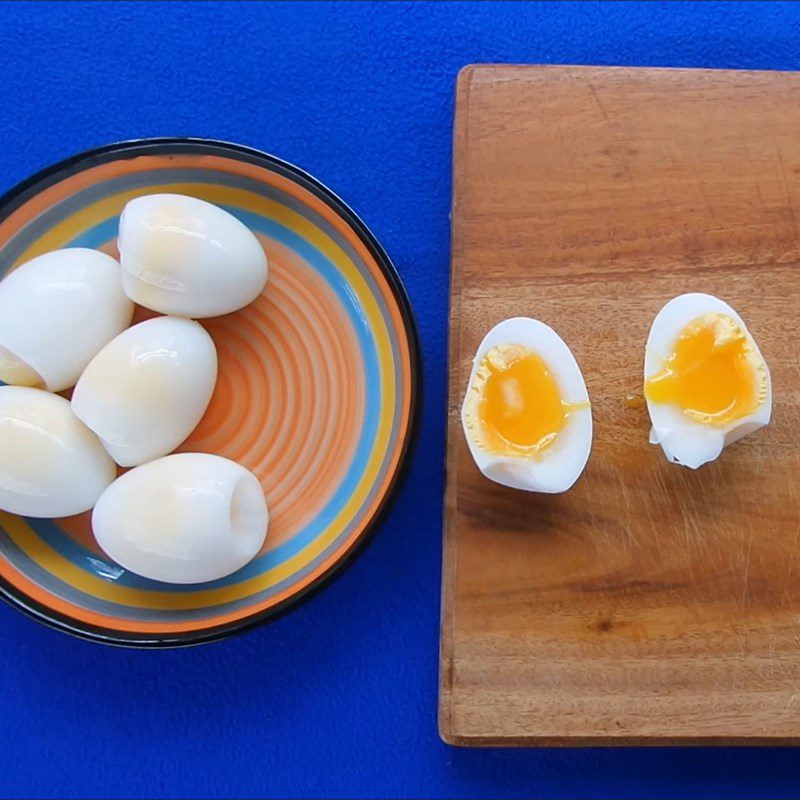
[0,137,422,648]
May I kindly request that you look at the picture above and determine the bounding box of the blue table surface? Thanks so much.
[2,2,800,797]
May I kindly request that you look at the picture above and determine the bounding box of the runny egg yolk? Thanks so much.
[473,345,585,457]
[644,313,766,427]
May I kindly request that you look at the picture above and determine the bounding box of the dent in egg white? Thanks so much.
[92,453,269,584]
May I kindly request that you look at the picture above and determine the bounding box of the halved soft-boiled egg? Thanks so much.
[118,194,268,318]
[93,453,268,584]
[644,293,771,469]
[461,317,592,493]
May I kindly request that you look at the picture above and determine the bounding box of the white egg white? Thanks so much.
[0,386,115,517]
[461,317,592,493]
[118,194,268,318]
[92,453,268,584]
[0,248,134,391]
[644,293,772,469]
[71,316,218,467]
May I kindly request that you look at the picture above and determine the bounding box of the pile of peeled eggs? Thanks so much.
[0,194,270,584]
[462,294,772,492]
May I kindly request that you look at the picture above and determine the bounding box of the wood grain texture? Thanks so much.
[441,65,800,747]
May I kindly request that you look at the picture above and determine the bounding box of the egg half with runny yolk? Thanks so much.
[644,293,771,469]
[461,317,592,493]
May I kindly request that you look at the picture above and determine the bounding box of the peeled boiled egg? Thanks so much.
[71,316,217,467]
[644,293,771,469]
[93,453,268,584]
[117,194,268,318]
[0,248,134,391]
[0,386,115,517]
[461,317,592,493]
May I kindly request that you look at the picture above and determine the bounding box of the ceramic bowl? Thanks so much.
[0,139,419,646]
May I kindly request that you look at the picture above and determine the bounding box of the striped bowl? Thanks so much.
[0,139,419,646]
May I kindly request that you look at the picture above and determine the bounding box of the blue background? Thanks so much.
[1,2,800,797]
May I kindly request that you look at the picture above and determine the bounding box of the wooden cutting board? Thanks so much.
[441,65,800,746]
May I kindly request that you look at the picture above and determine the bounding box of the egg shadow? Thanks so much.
[458,473,581,539]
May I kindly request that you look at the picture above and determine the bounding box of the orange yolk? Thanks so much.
[475,345,584,457]
[644,313,766,427]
